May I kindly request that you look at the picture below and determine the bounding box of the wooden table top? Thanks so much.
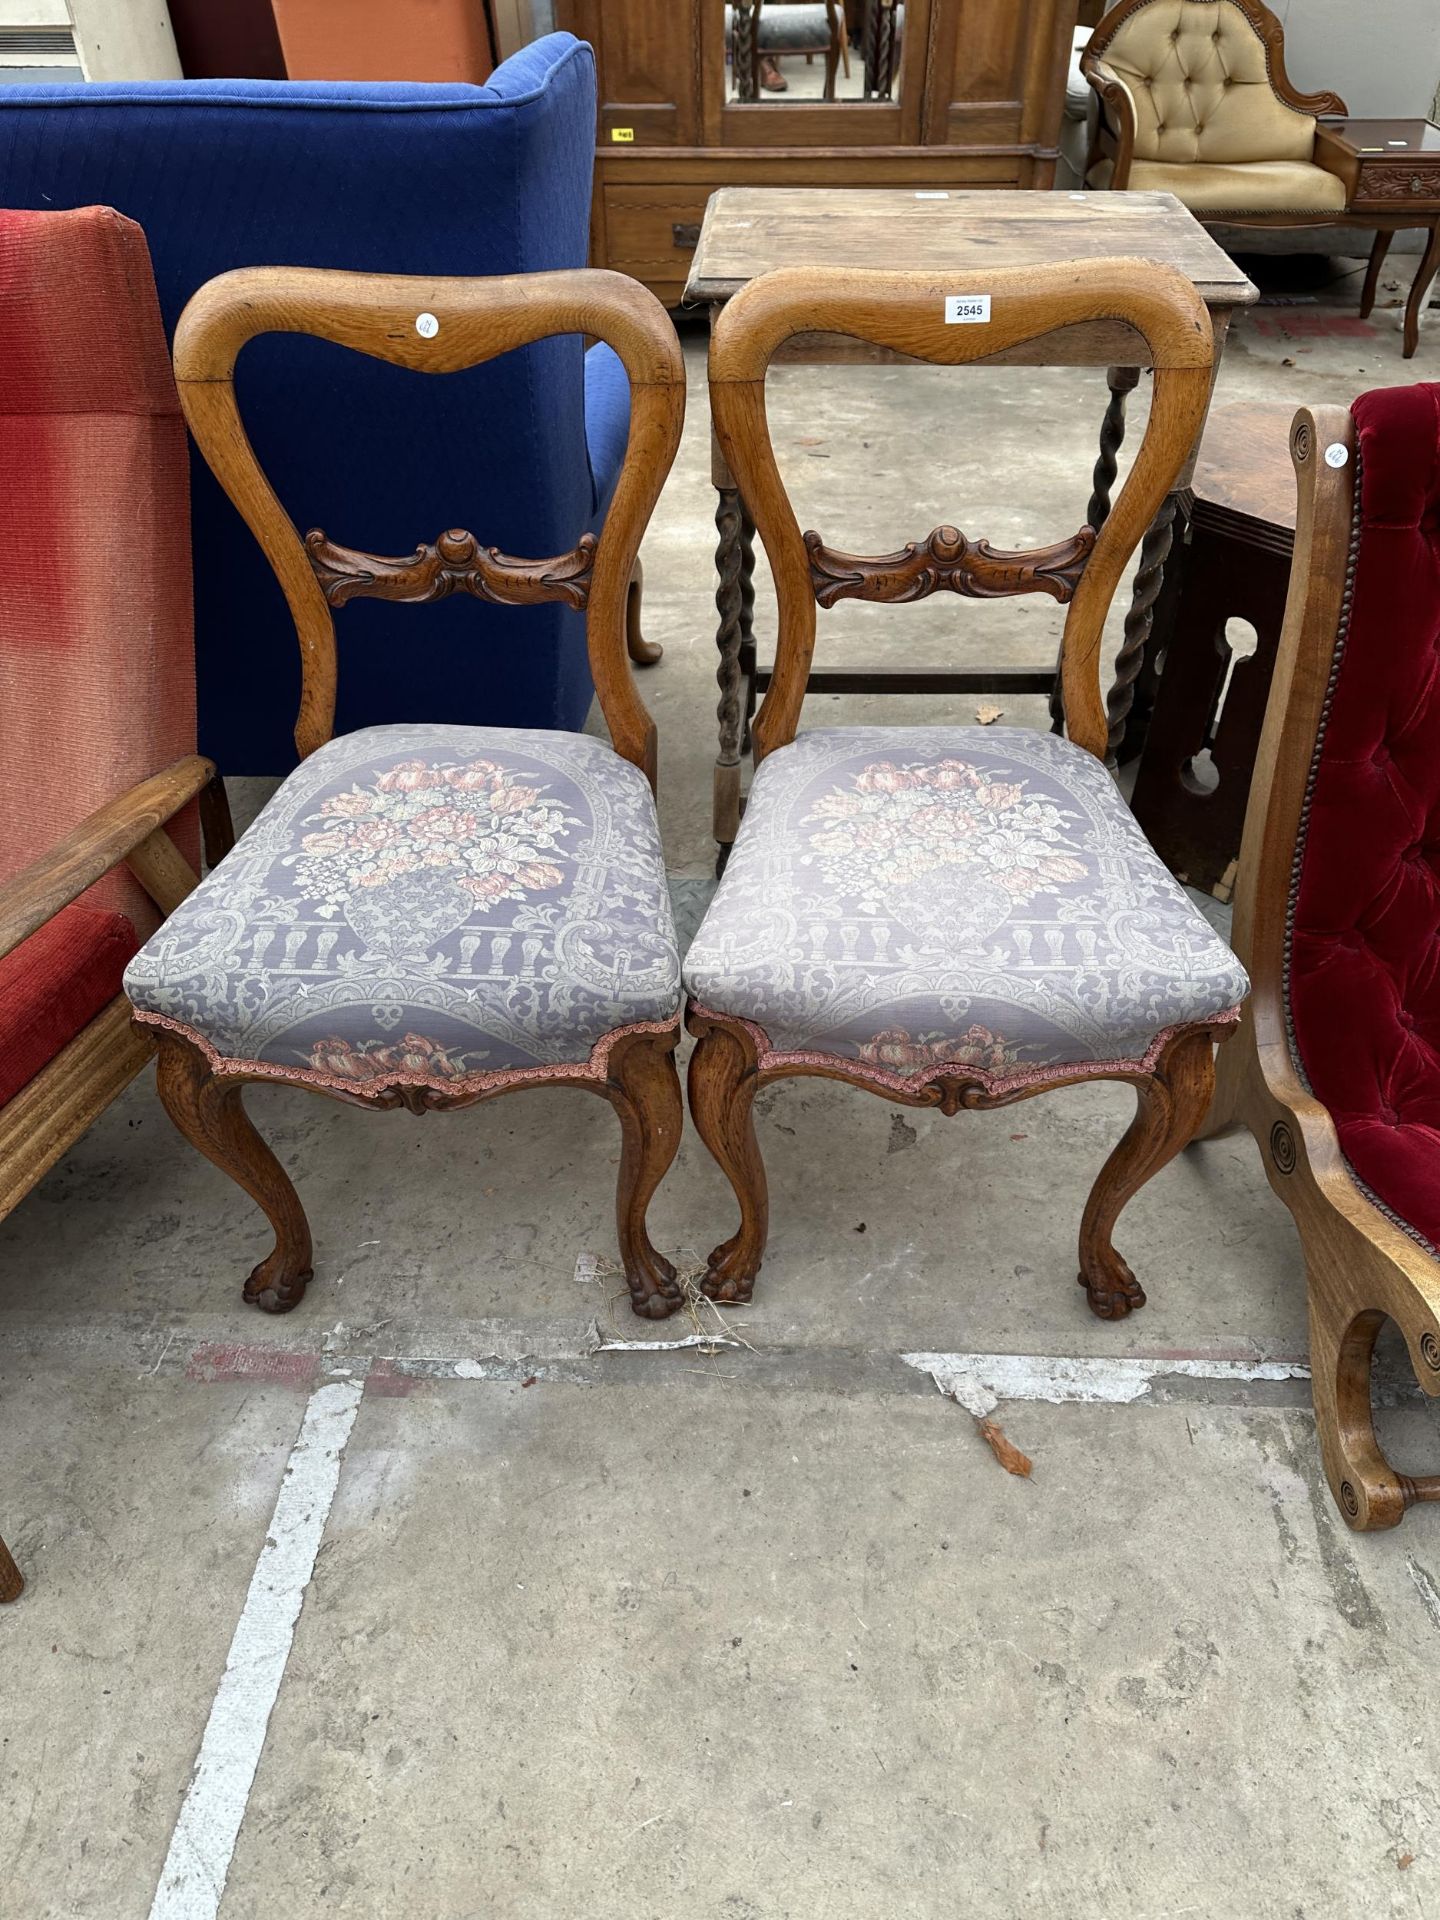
[686,188,1258,310]
[1322,117,1440,156]
[1192,400,1298,541]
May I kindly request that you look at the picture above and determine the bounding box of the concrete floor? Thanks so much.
[5,256,1440,1919]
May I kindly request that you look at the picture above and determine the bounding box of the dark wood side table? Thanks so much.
[686,186,1257,865]
[1314,118,1440,361]
[1129,401,1297,900]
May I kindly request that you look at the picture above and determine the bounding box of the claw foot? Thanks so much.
[625,1254,684,1320]
[1077,1265,1146,1320]
[703,1237,759,1306]
[244,1264,312,1314]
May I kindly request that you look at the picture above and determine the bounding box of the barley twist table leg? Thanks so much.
[1106,493,1179,765]
[738,501,757,752]
[1052,365,1141,734]
[714,474,746,873]
[1088,365,1140,532]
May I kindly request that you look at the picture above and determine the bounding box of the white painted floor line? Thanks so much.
[148,1376,364,1920]
[902,1350,1310,1420]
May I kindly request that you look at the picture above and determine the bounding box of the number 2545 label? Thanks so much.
[945,294,991,325]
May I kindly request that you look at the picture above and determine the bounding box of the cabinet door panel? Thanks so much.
[924,0,1076,158]
[559,0,702,146]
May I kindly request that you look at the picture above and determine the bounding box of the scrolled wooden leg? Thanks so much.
[1078,1026,1216,1319]
[151,1026,313,1313]
[0,1530,22,1604]
[626,556,663,667]
[1309,1300,1414,1532]
[1359,227,1394,321]
[1402,220,1440,361]
[604,1027,685,1320]
[685,1008,769,1305]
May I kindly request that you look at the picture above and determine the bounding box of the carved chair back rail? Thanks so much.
[130,267,691,1323]
[685,259,1247,1324]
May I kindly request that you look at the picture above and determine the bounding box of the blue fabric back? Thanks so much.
[0,37,602,771]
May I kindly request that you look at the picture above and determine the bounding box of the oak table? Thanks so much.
[1313,118,1440,361]
[685,186,1258,865]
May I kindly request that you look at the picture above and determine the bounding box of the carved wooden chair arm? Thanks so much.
[1081,54,1138,188]
[0,752,213,963]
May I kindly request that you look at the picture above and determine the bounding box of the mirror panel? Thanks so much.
[724,0,903,105]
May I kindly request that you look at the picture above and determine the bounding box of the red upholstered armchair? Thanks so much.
[1200,385,1440,1532]
[0,207,219,1600]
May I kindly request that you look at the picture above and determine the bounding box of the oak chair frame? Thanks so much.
[148,266,688,1321]
[1194,405,1440,1532]
[688,258,1238,1319]
[0,750,218,1602]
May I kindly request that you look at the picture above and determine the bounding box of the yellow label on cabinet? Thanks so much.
[610,127,635,143]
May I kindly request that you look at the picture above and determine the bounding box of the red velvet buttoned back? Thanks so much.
[1289,382,1440,1248]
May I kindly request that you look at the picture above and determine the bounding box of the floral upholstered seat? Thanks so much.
[126,723,680,1087]
[684,725,1248,1078]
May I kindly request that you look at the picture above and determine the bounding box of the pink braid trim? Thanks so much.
[687,1002,1243,1097]
[131,1008,681,1099]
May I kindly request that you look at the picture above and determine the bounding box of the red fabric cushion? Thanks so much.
[0,206,198,937]
[0,904,139,1107]
[1289,382,1440,1249]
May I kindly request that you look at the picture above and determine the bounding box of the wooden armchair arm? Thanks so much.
[0,753,214,964]
[1082,54,1138,189]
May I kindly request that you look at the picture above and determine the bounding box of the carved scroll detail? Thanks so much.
[305,527,596,610]
[804,524,1097,609]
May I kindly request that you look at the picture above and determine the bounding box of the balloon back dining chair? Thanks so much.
[683,258,1250,1317]
[124,266,689,1320]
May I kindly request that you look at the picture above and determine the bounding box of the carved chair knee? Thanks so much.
[127,266,688,1318]
[1197,394,1440,1530]
[682,260,1246,1318]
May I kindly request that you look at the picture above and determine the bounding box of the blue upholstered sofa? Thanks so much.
[0,34,630,772]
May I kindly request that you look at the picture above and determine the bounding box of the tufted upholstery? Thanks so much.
[1085,0,1346,214]
[1289,385,1440,1252]
[1101,0,1314,164]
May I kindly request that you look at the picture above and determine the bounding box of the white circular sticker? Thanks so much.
[1324,442,1349,468]
[415,312,440,339]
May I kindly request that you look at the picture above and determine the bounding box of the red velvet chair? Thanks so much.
[0,206,217,1599]
[1201,385,1440,1531]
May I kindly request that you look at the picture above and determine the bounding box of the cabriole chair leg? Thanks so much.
[1078,1026,1218,1319]
[151,1027,314,1313]
[0,1531,22,1603]
[685,1009,769,1305]
[605,1027,685,1318]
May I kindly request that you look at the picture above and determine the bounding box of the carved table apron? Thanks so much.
[685,187,1258,867]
